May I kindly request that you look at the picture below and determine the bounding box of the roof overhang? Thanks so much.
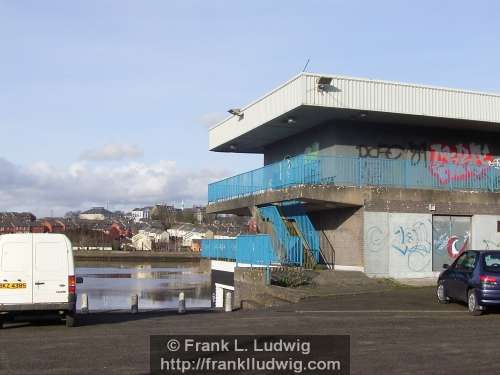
[209,73,500,153]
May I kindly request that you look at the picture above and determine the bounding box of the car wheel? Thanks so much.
[468,289,483,316]
[437,282,449,304]
[65,312,77,328]
[0,317,4,329]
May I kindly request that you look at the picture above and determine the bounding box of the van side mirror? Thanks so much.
[76,277,84,284]
[442,264,449,269]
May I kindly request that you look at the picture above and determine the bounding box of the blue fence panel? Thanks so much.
[201,239,237,261]
[208,154,500,203]
[236,235,277,266]
[201,235,277,266]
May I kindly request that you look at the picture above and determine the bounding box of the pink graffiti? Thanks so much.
[447,235,469,259]
[429,143,494,184]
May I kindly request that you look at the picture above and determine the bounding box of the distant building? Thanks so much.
[79,207,113,221]
[193,205,206,224]
[131,228,169,251]
[130,207,153,223]
[0,212,36,234]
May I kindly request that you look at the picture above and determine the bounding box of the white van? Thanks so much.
[0,233,77,328]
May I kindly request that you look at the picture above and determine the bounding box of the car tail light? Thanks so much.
[68,275,76,294]
[480,275,497,285]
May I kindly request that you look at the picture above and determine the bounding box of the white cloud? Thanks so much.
[0,157,228,217]
[198,112,227,127]
[80,143,144,161]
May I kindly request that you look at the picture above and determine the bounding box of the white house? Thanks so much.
[131,228,169,250]
[130,207,153,223]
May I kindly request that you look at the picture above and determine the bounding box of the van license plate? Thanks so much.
[0,283,27,289]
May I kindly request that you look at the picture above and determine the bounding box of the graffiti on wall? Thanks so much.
[432,216,471,272]
[391,220,431,272]
[483,239,500,250]
[489,158,500,169]
[366,226,386,253]
[356,143,428,166]
[428,143,494,184]
[356,141,495,185]
[433,232,470,259]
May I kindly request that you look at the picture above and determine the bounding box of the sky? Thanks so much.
[0,0,499,216]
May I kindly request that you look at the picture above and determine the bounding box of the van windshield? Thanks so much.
[483,253,500,273]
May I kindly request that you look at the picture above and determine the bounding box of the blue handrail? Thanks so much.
[208,154,500,203]
[201,235,277,266]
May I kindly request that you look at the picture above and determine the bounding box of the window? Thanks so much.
[497,221,500,232]
[483,253,500,273]
[455,251,476,271]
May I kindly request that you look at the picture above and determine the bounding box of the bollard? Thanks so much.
[131,294,138,314]
[178,292,186,314]
[81,293,89,314]
[224,291,232,312]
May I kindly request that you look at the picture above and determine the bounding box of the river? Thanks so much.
[75,260,211,311]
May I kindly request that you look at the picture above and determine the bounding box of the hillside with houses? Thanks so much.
[0,204,251,253]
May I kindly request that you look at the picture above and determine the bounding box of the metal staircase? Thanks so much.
[257,205,303,266]
[254,203,333,269]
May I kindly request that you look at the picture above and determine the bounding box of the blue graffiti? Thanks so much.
[391,220,432,273]
[392,223,431,256]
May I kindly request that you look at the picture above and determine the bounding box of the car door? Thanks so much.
[453,252,477,302]
[446,253,467,300]
[32,236,69,304]
[0,235,33,305]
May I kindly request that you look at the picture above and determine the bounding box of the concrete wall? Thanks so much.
[364,212,433,278]
[472,215,500,250]
[233,267,268,309]
[310,207,364,267]
[364,212,389,275]
[264,120,500,166]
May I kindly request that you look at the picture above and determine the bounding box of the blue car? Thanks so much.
[437,250,500,315]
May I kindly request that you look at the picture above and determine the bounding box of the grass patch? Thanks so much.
[271,267,314,288]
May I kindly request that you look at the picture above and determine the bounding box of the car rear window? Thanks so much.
[483,253,500,273]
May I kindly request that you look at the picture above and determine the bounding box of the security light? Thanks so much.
[229,144,237,151]
[228,108,244,119]
[287,117,297,125]
[317,76,333,91]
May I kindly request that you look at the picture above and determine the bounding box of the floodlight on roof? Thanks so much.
[228,108,244,119]
[317,76,333,91]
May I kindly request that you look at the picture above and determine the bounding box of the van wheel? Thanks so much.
[65,312,77,327]
[468,289,483,316]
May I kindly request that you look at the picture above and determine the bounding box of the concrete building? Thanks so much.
[130,207,153,223]
[202,72,500,287]
[79,207,112,221]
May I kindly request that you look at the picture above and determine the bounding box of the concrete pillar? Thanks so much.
[80,293,89,314]
[178,292,186,314]
[224,291,232,312]
[131,294,138,314]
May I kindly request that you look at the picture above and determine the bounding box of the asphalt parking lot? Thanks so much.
[1,286,499,374]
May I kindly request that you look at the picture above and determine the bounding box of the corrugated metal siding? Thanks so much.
[303,74,500,123]
[209,75,304,150]
[209,73,500,150]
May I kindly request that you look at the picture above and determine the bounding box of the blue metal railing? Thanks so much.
[235,235,277,266]
[200,238,237,261]
[280,202,321,263]
[201,235,277,266]
[258,205,303,266]
[208,154,500,203]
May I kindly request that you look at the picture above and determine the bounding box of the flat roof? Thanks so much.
[209,73,500,153]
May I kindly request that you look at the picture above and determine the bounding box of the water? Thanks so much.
[75,261,211,311]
